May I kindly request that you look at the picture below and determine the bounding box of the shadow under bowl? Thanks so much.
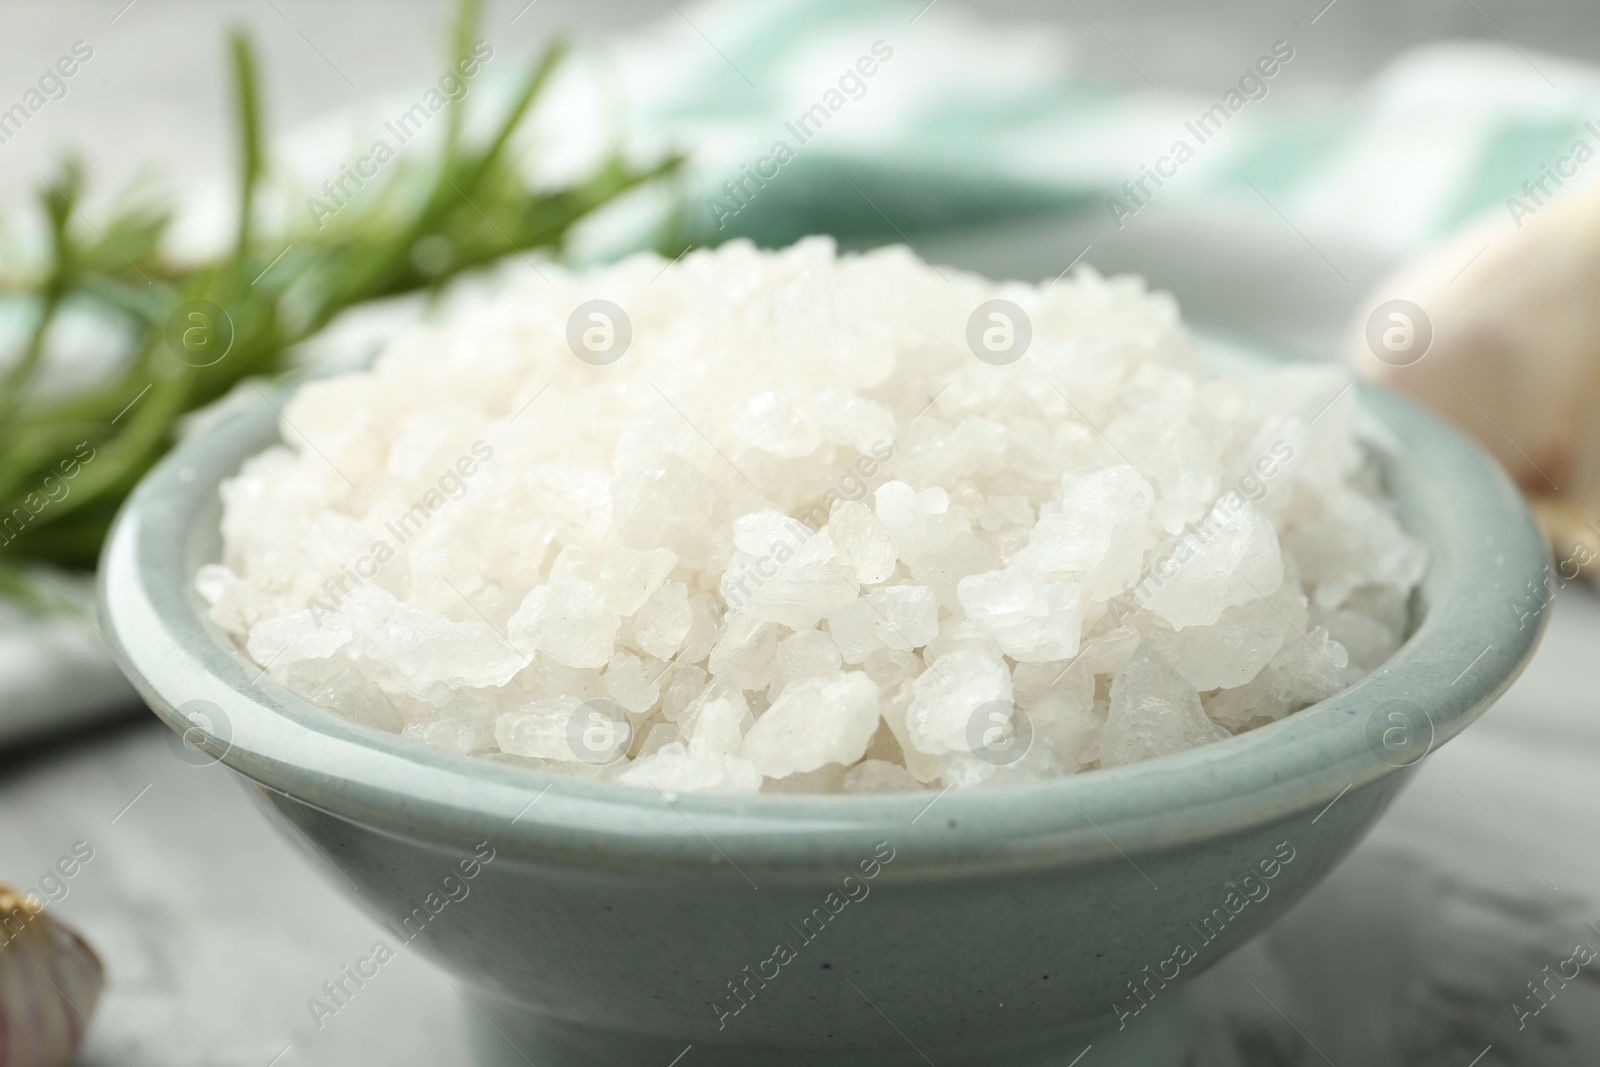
[98,381,1548,1066]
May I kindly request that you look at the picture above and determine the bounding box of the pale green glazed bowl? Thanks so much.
[98,373,1548,1066]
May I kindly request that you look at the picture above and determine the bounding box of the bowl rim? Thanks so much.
[97,375,1550,879]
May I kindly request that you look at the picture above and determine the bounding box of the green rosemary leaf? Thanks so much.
[0,0,681,588]
[229,31,265,263]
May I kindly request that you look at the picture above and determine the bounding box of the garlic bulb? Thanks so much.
[0,884,105,1067]
[1345,183,1600,577]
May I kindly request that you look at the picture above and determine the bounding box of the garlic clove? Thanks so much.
[1344,185,1600,499]
[1,883,106,1067]
[1531,494,1600,583]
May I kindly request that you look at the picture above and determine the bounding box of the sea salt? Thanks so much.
[507,576,618,670]
[742,671,880,778]
[1100,647,1231,767]
[202,237,1425,793]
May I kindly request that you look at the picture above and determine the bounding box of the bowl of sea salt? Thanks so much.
[99,238,1548,1065]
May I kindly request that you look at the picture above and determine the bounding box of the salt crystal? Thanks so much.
[828,501,899,584]
[864,649,943,783]
[196,563,251,633]
[686,693,752,759]
[1014,509,1102,579]
[770,628,843,695]
[342,584,525,700]
[1030,687,1105,770]
[632,581,693,660]
[1312,601,1399,674]
[676,681,748,734]
[550,543,605,583]
[941,739,1069,789]
[283,653,405,732]
[603,651,662,714]
[1204,672,1285,732]
[921,615,1004,662]
[534,663,607,703]
[742,671,880,778]
[840,759,923,793]
[1144,593,1293,692]
[494,695,585,761]
[825,585,939,663]
[1012,658,1090,710]
[675,593,724,665]
[611,456,717,568]
[1284,488,1427,608]
[911,530,1002,609]
[957,566,1082,662]
[827,598,884,664]
[246,608,351,665]
[1268,626,1351,706]
[866,585,940,649]
[507,575,619,669]
[1100,647,1230,767]
[402,696,497,754]
[874,481,925,561]
[526,465,613,544]
[725,545,858,630]
[731,508,813,558]
[1015,466,1152,592]
[1079,621,1142,676]
[659,663,709,722]
[617,742,764,794]
[1060,466,1155,601]
[980,494,1034,533]
[1141,499,1284,630]
[729,391,822,458]
[707,613,777,691]
[904,649,1012,755]
[600,546,677,616]
[810,389,896,453]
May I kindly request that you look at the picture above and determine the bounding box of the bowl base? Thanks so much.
[466,988,1190,1067]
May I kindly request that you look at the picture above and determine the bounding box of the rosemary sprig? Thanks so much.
[0,0,681,582]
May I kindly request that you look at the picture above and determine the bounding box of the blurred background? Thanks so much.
[3,1,1600,1064]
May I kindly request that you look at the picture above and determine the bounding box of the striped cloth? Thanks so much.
[577,0,1600,259]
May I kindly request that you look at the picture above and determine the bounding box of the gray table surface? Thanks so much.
[5,3,1600,1065]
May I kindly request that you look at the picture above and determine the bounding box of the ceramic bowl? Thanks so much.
[98,373,1547,1067]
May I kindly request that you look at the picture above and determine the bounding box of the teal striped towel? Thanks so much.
[565,0,1600,258]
